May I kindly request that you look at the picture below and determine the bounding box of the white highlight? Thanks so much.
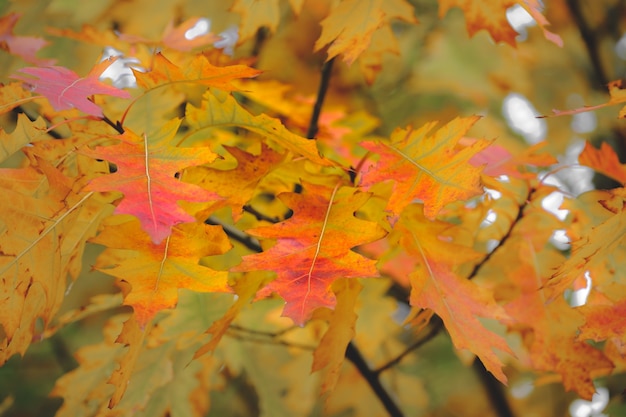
[569,387,609,417]
[215,25,239,56]
[502,93,547,144]
[541,191,568,221]
[569,271,592,308]
[185,18,211,40]
[99,46,142,89]
[506,5,536,42]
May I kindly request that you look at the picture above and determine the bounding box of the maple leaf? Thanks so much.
[10,57,131,117]
[315,0,417,65]
[0,13,54,65]
[393,204,512,382]
[438,0,562,47]
[132,52,260,91]
[81,118,220,243]
[91,218,232,327]
[360,116,489,220]
[547,79,626,118]
[233,182,385,325]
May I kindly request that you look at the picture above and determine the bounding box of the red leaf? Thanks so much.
[81,119,220,243]
[234,183,385,325]
[11,57,131,117]
[0,13,54,65]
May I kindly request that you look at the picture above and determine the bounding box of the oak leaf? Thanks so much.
[133,52,260,91]
[0,113,47,163]
[360,116,489,220]
[315,0,417,65]
[185,89,329,166]
[233,183,385,325]
[81,119,219,243]
[0,13,54,65]
[438,0,562,47]
[393,204,512,382]
[11,57,131,117]
[91,218,232,327]
[578,141,626,185]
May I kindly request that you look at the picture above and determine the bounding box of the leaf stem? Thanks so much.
[306,57,335,139]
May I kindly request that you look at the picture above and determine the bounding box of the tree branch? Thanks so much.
[473,357,516,417]
[306,57,335,139]
[345,341,405,417]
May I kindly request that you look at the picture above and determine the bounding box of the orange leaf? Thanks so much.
[161,18,220,52]
[234,182,385,325]
[438,0,562,47]
[312,278,362,394]
[578,141,626,185]
[360,116,489,220]
[133,52,260,91]
[394,204,512,382]
[314,0,417,65]
[81,118,219,243]
[91,218,232,327]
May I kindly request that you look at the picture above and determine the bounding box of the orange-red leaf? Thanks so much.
[438,0,562,47]
[91,218,232,327]
[81,119,219,243]
[360,116,489,220]
[578,141,626,185]
[393,204,512,382]
[234,183,385,325]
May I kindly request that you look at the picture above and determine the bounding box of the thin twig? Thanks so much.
[306,57,335,139]
[374,316,443,375]
[101,113,125,134]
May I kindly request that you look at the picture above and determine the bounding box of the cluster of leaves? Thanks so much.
[2,0,626,416]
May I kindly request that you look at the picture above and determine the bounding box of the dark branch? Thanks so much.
[205,215,262,252]
[473,358,516,417]
[345,342,404,417]
[565,0,610,87]
[306,57,335,139]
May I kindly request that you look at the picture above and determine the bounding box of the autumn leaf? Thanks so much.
[233,182,385,325]
[10,57,131,117]
[315,0,417,65]
[91,217,232,327]
[468,141,557,179]
[161,18,221,51]
[438,0,562,47]
[185,89,330,166]
[578,141,626,184]
[132,52,260,91]
[0,162,99,363]
[0,13,54,65]
[312,278,361,394]
[183,143,285,221]
[392,204,513,382]
[81,118,219,243]
[360,116,489,220]
[0,113,47,163]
